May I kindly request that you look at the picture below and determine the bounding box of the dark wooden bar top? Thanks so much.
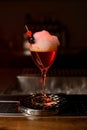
[0,116,87,130]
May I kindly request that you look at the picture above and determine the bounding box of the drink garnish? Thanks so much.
[25,25,35,43]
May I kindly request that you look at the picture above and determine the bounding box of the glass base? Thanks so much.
[20,94,66,116]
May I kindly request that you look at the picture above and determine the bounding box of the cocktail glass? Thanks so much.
[21,28,61,116]
[30,44,58,107]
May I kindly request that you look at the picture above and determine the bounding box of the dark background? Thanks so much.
[0,0,86,95]
[0,0,87,69]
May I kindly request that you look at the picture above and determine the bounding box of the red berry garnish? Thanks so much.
[26,31,32,37]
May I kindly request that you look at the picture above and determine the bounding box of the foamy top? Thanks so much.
[29,30,60,52]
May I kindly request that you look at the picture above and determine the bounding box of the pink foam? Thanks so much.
[29,30,60,52]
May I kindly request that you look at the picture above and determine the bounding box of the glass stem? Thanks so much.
[41,69,47,97]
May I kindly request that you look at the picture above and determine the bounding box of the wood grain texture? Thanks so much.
[0,116,87,130]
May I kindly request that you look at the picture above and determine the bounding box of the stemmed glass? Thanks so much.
[21,25,60,116]
[30,44,58,107]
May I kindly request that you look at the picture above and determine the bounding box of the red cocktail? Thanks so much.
[29,30,60,108]
[21,28,60,116]
[31,51,57,70]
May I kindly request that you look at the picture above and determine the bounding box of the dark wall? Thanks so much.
[0,0,87,50]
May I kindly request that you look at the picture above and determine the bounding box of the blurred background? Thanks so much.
[0,0,87,69]
[0,0,87,95]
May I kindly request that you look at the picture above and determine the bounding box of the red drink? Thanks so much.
[21,27,61,116]
[31,50,57,70]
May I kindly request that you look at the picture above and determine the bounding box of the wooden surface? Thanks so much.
[0,116,87,130]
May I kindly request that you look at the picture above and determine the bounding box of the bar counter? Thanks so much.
[0,68,87,130]
[0,116,87,130]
